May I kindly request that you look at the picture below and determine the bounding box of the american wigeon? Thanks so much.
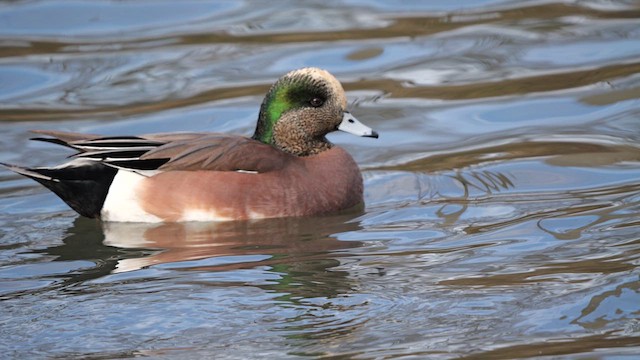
[2,68,378,222]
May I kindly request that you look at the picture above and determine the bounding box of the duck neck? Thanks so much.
[253,108,333,157]
[275,118,333,156]
[252,93,280,144]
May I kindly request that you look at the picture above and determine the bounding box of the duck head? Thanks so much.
[253,68,378,156]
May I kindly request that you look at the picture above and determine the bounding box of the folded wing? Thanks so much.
[31,130,290,173]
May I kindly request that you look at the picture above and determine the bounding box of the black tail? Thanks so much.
[2,161,118,219]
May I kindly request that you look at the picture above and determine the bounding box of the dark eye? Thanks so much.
[309,97,324,107]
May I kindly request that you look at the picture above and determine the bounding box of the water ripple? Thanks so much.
[1,0,639,358]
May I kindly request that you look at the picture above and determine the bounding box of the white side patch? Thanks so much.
[247,210,267,219]
[179,209,233,222]
[178,209,267,222]
[101,170,163,223]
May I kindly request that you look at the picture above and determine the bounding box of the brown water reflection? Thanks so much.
[3,61,639,122]
[375,140,640,172]
[459,332,640,359]
[2,2,639,123]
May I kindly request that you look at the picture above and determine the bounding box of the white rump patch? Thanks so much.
[101,170,163,223]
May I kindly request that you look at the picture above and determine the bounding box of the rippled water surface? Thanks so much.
[1,0,640,358]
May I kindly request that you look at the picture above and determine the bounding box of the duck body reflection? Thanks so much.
[38,214,364,303]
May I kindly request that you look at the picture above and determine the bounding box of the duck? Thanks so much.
[2,68,378,223]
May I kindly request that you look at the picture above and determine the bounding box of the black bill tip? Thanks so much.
[364,130,379,139]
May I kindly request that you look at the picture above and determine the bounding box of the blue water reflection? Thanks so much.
[0,0,639,358]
